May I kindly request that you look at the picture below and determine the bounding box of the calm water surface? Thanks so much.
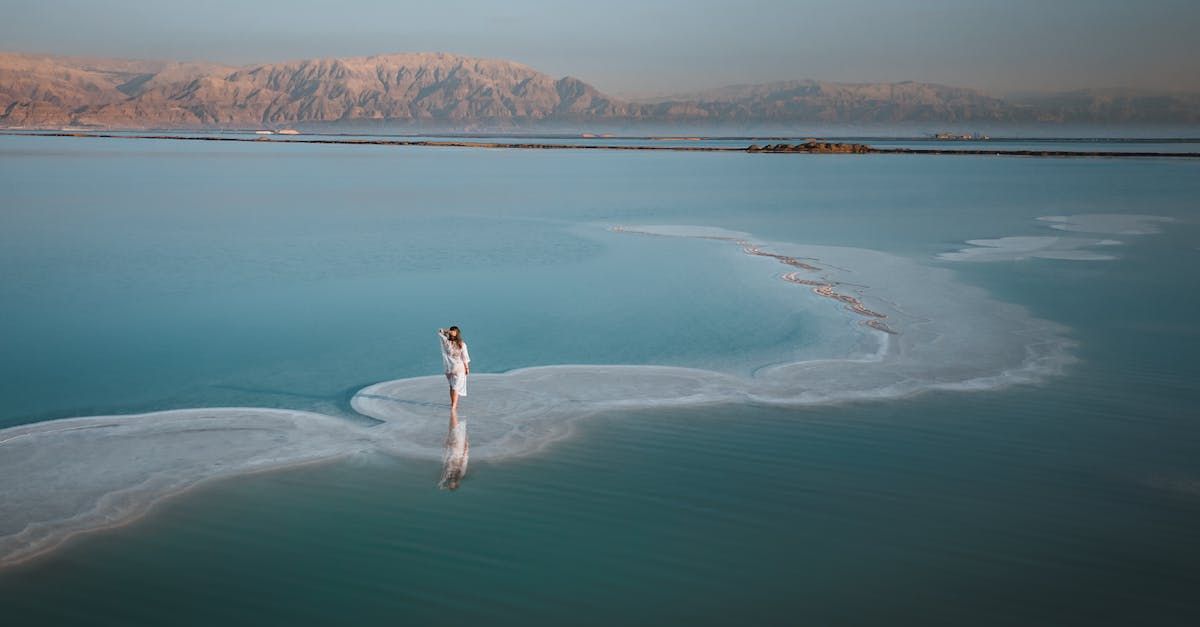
[0,135,1198,625]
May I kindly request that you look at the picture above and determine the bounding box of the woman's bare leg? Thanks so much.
[449,388,459,429]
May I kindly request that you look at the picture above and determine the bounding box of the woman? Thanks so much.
[437,326,471,423]
[437,326,470,489]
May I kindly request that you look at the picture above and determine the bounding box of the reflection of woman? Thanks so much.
[437,326,470,426]
[437,326,470,490]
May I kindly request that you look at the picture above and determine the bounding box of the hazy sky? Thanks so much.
[3,0,1198,97]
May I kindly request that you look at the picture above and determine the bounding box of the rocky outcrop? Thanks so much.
[0,53,230,126]
[0,52,638,128]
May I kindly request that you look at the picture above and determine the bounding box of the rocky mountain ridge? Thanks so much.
[2,52,1196,128]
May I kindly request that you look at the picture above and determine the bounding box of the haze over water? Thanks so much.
[1,133,1198,625]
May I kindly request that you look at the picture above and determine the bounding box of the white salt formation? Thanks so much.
[1037,214,1175,235]
[938,236,1123,262]
[1,224,1081,567]
[940,213,1173,262]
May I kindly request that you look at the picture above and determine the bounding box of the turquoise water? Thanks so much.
[1,135,1198,625]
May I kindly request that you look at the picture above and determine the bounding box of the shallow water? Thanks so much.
[1,134,1198,625]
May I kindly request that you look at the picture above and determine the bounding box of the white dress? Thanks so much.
[438,331,470,396]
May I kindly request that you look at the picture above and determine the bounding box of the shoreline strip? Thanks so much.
[3,131,1199,158]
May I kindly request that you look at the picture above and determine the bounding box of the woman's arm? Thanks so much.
[462,344,471,374]
[436,330,452,357]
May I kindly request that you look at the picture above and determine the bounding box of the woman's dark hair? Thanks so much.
[448,325,464,349]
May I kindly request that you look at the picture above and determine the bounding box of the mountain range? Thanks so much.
[2,51,1197,129]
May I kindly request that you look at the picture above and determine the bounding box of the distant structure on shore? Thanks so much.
[933,132,990,140]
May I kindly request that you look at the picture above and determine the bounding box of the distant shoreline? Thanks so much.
[3,131,1200,158]
[10,129,1200,143]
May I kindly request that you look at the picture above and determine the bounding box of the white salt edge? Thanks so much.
[0,224,1078,567]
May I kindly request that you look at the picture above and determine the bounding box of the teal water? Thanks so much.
[1,135,1198,625]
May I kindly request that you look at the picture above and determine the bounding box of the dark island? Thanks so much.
[748,141,874,153]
